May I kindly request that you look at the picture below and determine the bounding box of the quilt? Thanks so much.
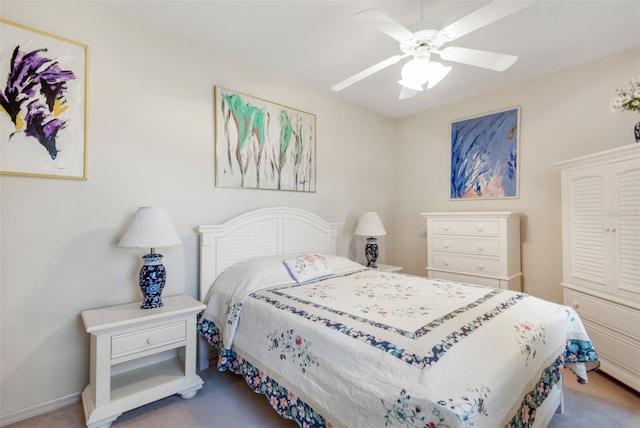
[198,256,598,428]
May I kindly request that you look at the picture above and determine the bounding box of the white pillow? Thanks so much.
[322,254,366,274]
[283,254,334,284]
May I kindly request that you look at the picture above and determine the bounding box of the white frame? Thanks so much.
[198,207,340,304]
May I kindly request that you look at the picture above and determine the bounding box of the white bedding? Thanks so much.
[198,255,598,428]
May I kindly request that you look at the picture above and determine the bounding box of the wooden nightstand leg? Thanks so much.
[198,337,211,371]
[86,413,120,428]
[179,387,200,399]
[184,317,198,377]
[93,334,111,407]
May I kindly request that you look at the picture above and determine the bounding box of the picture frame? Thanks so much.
[450,107,520,199]
[214,86,316,192]
[1,19,88,180]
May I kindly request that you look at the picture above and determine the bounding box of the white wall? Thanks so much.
[391,48,640,303]
[0,1,397,422]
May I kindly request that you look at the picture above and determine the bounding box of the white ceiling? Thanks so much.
[103,0,640,118]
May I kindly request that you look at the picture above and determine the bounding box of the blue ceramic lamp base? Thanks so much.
[139,253,166,309]
[365,237,379,268]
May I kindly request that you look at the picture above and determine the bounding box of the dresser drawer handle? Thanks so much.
[477,264,484,271]
[572,301,580,310]
[443,226,449,232]
[443,260,450,266]
[146,337,155,345]
[477,226,483,232]
[444,243,449,249]
[477,245,484,251]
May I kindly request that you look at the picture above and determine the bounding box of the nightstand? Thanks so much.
[373,264,402,273]
[81,294,206,428]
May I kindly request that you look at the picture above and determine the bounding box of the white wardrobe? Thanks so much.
[555,143,640,391]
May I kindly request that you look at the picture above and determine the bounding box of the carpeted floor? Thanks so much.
[7,368,639,427]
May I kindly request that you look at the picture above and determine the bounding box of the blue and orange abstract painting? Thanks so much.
[450,108,519,199]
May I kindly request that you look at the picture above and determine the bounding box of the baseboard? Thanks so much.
[0,392,80,427]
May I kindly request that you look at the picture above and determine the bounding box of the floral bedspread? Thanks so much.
[198,267,598,428]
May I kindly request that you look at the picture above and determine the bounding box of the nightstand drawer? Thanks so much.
[431,220,499,236]
[432,236,500,256]
[432,253,500,276]
[111,321,186,359]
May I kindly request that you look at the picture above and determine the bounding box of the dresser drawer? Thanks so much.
[563,288,640,339]
[431,220,500,236]
[582,319,640,375]
[428,270,501,288]
[432,236,500,256]
[111,320,186,359]
[432,253,500,276]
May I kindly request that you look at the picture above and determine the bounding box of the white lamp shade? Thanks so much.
[425,61,452,89]
[399,58,452,91]
[118,207,182,249]
[398,57,430,90]
[355,212,387,237]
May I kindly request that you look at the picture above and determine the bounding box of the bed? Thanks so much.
[196,207,599,428]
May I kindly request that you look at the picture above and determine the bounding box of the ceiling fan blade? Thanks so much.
[399,86,419,100]
[331,54,408,92]
[439,46,517,71]
[440,0,534,42]
[355,8,414,42]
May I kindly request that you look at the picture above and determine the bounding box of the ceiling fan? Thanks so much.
[331,0,534,100]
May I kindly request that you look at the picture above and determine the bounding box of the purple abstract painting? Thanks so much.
[1,19,87,179]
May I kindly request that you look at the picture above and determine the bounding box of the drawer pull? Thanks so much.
[443,226,449,232]
[477,226,484,232]
[477,246,484,251]
[572,301,580,310]
[477,264,484,271]
[444,243,449,249]
[444,260,450,266]
[146,337,155,345]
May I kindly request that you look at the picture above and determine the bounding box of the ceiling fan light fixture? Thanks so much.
[399,57,430,90]
[399,58,452,91]
[398,79,424,91]
[425,62,452,89]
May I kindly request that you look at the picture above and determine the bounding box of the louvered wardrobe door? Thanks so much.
[612,159,640,301]
[566,168,608,292]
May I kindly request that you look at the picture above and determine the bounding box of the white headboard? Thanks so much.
[198,207,341,300]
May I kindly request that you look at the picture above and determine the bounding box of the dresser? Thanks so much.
[421,212,523,291]
[555,144,640,391]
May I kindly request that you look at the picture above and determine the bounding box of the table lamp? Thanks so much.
[354,212,387,268]
[118,207,182,309]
